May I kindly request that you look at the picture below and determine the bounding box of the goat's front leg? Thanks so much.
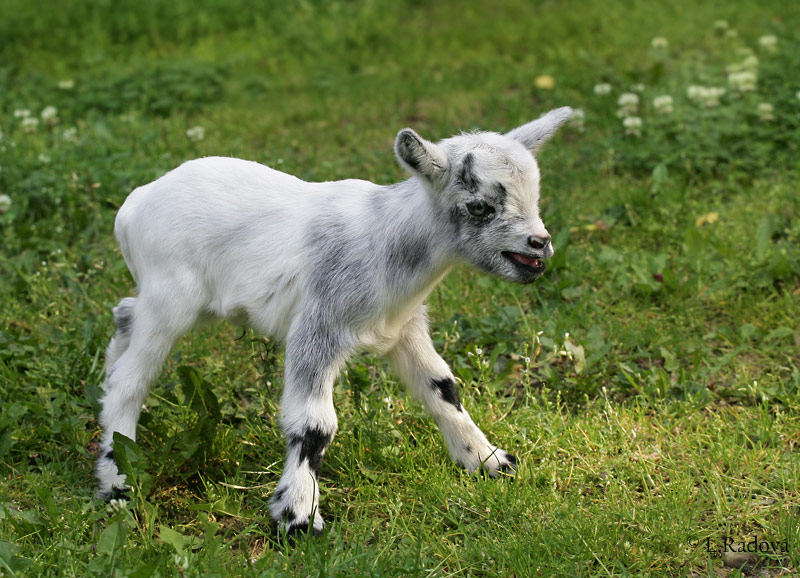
[387,307,516,475]
[268,321,351,536]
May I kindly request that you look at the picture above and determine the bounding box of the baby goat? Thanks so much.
[96,107,573,535]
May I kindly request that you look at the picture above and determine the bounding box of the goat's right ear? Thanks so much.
[394,129,449,182]
[506,106,573,153]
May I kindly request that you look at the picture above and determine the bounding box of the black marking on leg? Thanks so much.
[280,508,297,523]
[104,449,114,461]
[289,427,333,479]
[110,487,131,501]
[286,522,309,538]
[431,377,462,412]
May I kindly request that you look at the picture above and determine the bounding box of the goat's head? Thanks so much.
[394,107,572,283]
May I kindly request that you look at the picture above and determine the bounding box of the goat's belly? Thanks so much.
[204,272,302,341]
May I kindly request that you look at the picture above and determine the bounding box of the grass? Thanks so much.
[1,0,799,576]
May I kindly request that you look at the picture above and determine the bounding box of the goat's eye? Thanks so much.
[466,201,494,218]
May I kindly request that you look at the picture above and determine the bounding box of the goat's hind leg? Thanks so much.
[96,294,195,500]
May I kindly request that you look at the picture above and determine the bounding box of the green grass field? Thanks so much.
[1,1,799,576]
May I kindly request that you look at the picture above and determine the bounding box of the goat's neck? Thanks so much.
[369,177,459,298]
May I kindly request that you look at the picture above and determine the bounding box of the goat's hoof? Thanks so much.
[110,486,132,501]
[475,450,517,479]
[273,518,325,544]
[286,521,324,539]
[497,452,517,474]
[97,486,132,502]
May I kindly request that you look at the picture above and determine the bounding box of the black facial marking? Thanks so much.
[458,153,480,194]
[292,427,333,478]
[105,449,114,461]
[431,377,462,412]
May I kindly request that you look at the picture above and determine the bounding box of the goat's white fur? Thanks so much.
[96,107,572,535]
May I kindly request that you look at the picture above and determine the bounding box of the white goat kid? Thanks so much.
[96,107,573,535]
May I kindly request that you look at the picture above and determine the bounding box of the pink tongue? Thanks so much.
[513,253,541,267]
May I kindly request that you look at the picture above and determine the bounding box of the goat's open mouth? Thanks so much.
[502,251,546,272]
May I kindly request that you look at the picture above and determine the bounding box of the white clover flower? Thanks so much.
[62,127,78,142]
[476,348,483,356]
[757,102,775,122]
[38,153,51,164]
[617,92,639,118]
[186,125,205,142]
[0,193,11,213]
[173,555,189,570]
[740,55,759,71]
[617,93,639,107]
[14,109,31,118]
[106,498,127,514]
[21,117,39,132]
[41,105,59,124]
[728,70,757,92]
[703,87,725,107]
[568,108,585,131]
[593,82,612,95]
[651,37,668,50]
[713,20,729,33]
[58,79,75,90]
[653,95,674,114]
[758,35,778,52]
[687,86,703,100]
[688,86,725,107]
[623,116,642,136]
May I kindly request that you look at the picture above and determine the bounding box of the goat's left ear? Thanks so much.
[394,128,449,182]
[506,106,573,153]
